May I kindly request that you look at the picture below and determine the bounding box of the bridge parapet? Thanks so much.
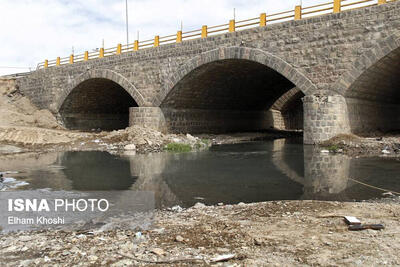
[16,0,400,144]
[38,0,396,70]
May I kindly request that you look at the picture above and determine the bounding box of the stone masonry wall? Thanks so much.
[129,107,167,132]
[303,95,350,144]
[14,1,400,143]
[17,1,400,111]
[161,108,275,134]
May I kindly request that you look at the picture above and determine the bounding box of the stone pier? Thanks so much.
[303,95,350,144]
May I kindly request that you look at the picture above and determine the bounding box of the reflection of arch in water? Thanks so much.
[60,152,137,190]
[271,139,304,185]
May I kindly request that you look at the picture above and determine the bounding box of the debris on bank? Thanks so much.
[1,200,399,266]
[0,125,212,154]
[320,133,400,157]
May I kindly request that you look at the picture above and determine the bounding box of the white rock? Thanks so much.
[124,144,136,151]
[150,248,165,256]
[186,134,196,141]
[135,232,142,238]
[321,150,330,153]
[170,205,183,212]
[175,235,184,242]
[193,202,206,209]
[211,254,236,262]
[382,149,390,154]
[88,255,98,262]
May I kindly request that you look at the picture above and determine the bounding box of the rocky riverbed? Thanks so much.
[1,199,399,266]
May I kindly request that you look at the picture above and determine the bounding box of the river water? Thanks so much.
[1,138,400,208]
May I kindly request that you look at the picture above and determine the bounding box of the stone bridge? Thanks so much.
[16,0,400,144]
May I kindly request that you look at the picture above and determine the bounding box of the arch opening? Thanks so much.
[345,46,400,135]
[160,59,304,134]
[271,88,305,131]
[59,78,138,131]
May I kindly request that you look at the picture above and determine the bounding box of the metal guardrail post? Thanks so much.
[177,31,182,43]
[260,13,267,27]
[334,0,341,13]
[37,0,396,69]
[201,26,208,38]
[134,40,139,51]
[295,5,302,20]
[229,20,235,32]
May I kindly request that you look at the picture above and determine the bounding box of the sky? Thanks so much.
[0,0,330,75]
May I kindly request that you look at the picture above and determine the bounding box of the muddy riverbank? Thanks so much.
[319,133,400,158]
[1,199,399,266]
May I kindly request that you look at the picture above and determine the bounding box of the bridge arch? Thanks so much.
[154,47,316,134]
[57,69,146,111]
[155,46,317,106]
[58,69,146,131]
[333,35,400,134]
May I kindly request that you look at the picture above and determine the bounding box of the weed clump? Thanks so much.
[164,143,192,153]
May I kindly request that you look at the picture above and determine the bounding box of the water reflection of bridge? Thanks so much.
[271,139,351,200]
[0,142,386,207]
[124,140,357,206]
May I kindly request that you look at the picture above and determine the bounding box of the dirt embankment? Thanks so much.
[0,78,61,130]
[1,199,399,266]
[0,79,211,153]
[320,133,400,158]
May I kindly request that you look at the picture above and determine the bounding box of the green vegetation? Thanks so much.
[326,144,339,153]
[164,143,192,153]
[201,139,211,146]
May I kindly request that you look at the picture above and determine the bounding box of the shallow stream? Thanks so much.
[1,138,400,208]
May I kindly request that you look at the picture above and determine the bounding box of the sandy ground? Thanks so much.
[1,199,399,266]
[0,79,61,130]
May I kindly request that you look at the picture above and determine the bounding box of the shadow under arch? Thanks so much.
[154,46,317,107]
[155,47,317,134]
[58,69,146,131]
[57,69,147,112]
[332,35,400,134]
[332,35,400,96]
